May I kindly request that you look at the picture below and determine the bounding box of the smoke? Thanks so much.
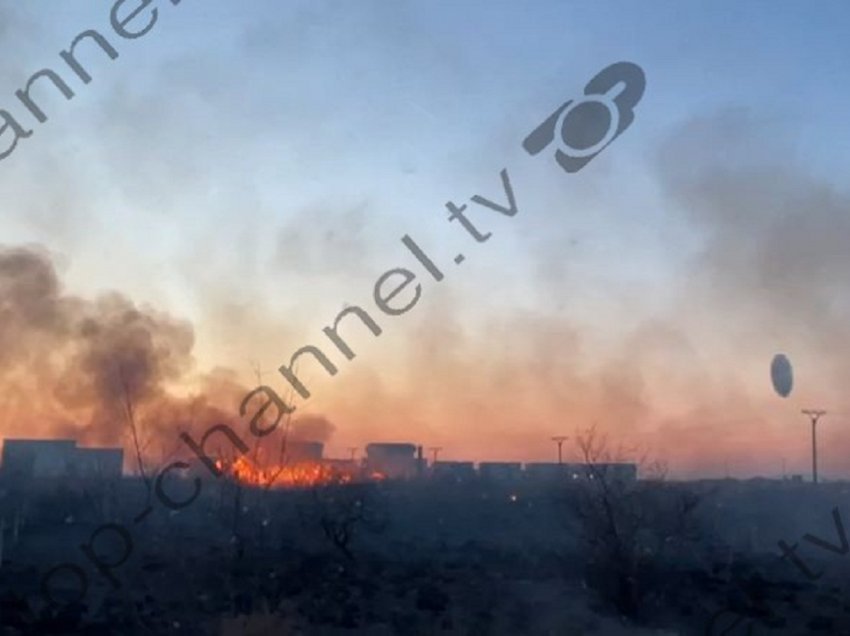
[1,3,845,479]
[275,200,372,277]
[658,109,850,374]
[301,108,850,477]
[290,414,335,443]
[638,108,850,474]
[0,245,249,454]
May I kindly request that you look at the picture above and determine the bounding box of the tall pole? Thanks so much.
[347,447,357,462]
[801,409,826,484]
[428,447,442,465]
[551,436,569,465]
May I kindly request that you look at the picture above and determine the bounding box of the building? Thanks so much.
[523,462,567,482]
[590,462,638,484]
[479,462,523,482]
[72,447,124,478]
[0,439,123,480]
[524,461,638,484]
[432,461,477,482]
[365,443,420,479]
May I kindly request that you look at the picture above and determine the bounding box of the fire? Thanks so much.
[214,456,355,489]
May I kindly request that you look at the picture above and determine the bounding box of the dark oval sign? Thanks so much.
[771,353,794,398]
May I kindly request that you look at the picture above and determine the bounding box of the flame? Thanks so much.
[214,456,359,489]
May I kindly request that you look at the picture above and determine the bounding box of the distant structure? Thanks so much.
[432,461,476,483]
[524,462,565,482]
[0,439,123,480]
[0,436,640,487]
[583,462,638,484]
[365,443,419,479]
[479,462,523,482]
[801,409,826,485]
[524,461,637,484]
[550,436,569,464]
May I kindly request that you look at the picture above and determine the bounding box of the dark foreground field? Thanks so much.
[2,476,850,635]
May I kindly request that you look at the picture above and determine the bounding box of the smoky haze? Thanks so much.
[287,110,850,477]
[4,105,850,478]
[0,245,239,452]
[290,414,336,443]
[659,109,850,383]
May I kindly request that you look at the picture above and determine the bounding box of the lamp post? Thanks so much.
[551,436,569,465]
[801,409,826,484]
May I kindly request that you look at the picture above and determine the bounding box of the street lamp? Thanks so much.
[551,436,569,465]
[801,409,826,484]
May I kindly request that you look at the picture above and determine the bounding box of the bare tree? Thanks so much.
[239,361,298,492]
[570,424,703,619]
[117,363,155,508]
[224,362,299,542]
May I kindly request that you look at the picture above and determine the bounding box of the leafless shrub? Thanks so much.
[300,483,387,561]
[570,425,703,618]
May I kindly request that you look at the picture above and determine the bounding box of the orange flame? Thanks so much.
[214,456,358,489]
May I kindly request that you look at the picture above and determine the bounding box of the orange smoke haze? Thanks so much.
[5,106,850,489]
[0,245,331,471]
[0,240,846,481]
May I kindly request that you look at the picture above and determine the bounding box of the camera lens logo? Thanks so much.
[522,61,646,173]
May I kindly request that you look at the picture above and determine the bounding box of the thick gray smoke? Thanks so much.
[0,245,237,449]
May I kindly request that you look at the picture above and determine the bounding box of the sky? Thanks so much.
[1,0,850,479]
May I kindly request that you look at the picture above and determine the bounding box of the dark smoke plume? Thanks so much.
[0,245,251,457]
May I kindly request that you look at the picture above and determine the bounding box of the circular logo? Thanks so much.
[555,93,620,159]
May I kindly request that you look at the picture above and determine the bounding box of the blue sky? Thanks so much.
[2,1,850,476]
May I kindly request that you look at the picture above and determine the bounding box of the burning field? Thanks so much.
[214,455,356,490]
[0,243,351,481]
